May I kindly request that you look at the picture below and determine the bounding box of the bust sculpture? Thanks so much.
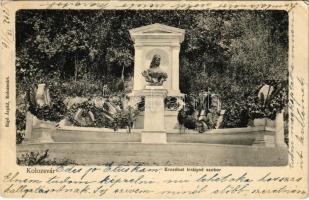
[142,54,168,86]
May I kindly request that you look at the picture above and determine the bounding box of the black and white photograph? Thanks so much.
[1,1,308,199]
[15,9,290,166]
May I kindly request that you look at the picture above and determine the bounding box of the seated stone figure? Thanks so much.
[142,54,168,86]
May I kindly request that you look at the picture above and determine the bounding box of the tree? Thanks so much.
[16,10,288,128]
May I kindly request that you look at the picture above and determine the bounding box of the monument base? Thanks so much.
[130,89,184,98]
[142,131,167,144]
[276,142,288,148]
[27,129,54,143]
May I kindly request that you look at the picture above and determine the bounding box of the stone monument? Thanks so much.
[140,54,168,143]
[129,23,185,96]
[129,23,185,135]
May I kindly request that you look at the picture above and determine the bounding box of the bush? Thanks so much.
[221,103,247,128]
[113,106,140,132]
[16,109,26,131]
[16,130,25,144]
[25,74,130,123]
[66,99,140,130]
[247,83,288,120]
[17,149,76,166]
[67,101,104,127]
[16,94,27,144]
[61,79,107,97]
[221,82,288,128]
[29,100,67,122]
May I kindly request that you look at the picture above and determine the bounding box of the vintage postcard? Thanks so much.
[0,0,308,198]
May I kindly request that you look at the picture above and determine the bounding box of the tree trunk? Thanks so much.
[74,54,78,81]
[121,65,125,81]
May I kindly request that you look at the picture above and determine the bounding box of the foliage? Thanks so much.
[113,106,140,132]
[248,82,288,120]
[16,109,26,144]
[65,98,140,131]
[66,101,107,127]
[221,81,288,127]
[16,130,25,144]
[29,101,67,122]
[137,97,145,111]
[16,109,26,131]
[17,149,76,166]
[177,103,197,130]
[178,92,220,132]
[59,76,122,97]
[221,102,248,128]
[16,10,288,128]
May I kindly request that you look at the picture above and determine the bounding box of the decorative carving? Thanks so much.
[142,54,168,86]
[165,96,184,111]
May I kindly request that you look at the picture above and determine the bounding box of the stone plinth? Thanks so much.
[141,86,167,143]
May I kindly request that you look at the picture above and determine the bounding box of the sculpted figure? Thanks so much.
[35,83,51,107]
[142,54,168,86]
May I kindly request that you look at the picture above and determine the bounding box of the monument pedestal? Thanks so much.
[128,23,185,132]
[141,86,167,143]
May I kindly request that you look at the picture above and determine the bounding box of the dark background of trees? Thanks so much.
[16,10,288,128]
